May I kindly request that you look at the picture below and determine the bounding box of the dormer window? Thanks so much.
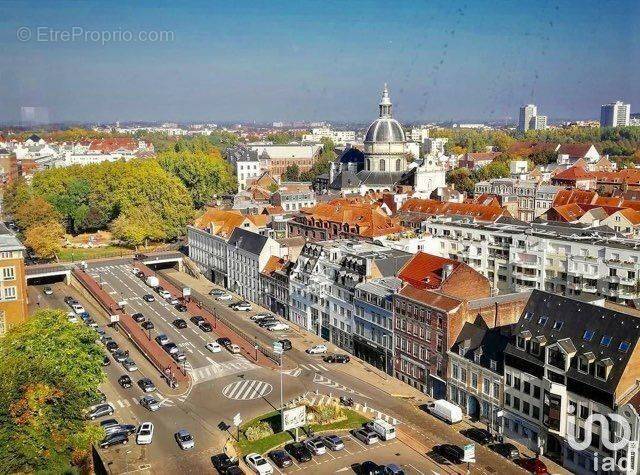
[523,312,532,321]
[619,341,631,353]
[516,336,526,350]
[458,346,465,356]
[601,335,612,347]
[552,321,564,331]
[578,356,589,373]
[595,362,607,380]
[530,341,541,356]
[583,330,595,342]
[538,317,548,326]
[490,360,497,371]
[474,353,481,364]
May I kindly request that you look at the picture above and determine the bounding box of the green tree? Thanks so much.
[0,309,105,473]
[110,205,166,246]
[446,168,475,194]
[283,164,300,181]
[13,196,61,231]
[24,222,65,259]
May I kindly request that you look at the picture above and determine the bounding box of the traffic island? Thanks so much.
[235,399,369,456]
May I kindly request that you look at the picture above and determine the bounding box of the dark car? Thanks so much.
[106,423,136,436]
[516,457,548,474]
[285,442,313,462]
[258,319,278,328]
[64,296,77,305]
[173,318,187,329]
[99,432,129,448]
[163,342,179,354]
[489,442,520,460]
[191,316,205,326]
[434,444,464,464]
[118,374,133,388]
[138,378,156,393]
[199,322,213,332]
[155,334,169,346]
[102,355,110,366]
[323,354,350,364]
[211,453,240,474]
[105,341,119,353]
[217,337,232,346]
[175,303,188,312]
[279,339,292,351]
[132,313,146,323]
[143,294,155,302]
[141,321,154,330]
[268,449,293,468]
[356,461,385,475]
[463,427,494,445]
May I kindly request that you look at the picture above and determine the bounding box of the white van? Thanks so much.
[427,399,463,424]
[371,418,396,440]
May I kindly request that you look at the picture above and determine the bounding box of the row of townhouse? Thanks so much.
[423,216,640,306]
[445,290,640,475]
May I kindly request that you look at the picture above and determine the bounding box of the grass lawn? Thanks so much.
[57,245,134,262]
[236,408,369,456]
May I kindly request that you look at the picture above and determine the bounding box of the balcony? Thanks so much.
[513,270,539,281]
[606,259,637,269]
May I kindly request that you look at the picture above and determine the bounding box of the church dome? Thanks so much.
[364,84,405,144]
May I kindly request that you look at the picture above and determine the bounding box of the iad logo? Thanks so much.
[566,405,635,472]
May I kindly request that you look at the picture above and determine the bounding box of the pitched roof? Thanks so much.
[451,322,514,373]
[552,189,597,207]
[557,143,596,158]
[551,203,587,222]
[464,152,501,161]
[508,141,559,157]
[397,252,461,290]
[261,255,286,276]
[400,198,507,222]
[194,208,248,237]
[88,137,142,153]
[553,166,595,181]
[615,208,640,226]
[228,227,269,255]
[398,284,462,312]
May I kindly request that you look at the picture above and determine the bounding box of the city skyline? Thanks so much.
[0,0,638,124]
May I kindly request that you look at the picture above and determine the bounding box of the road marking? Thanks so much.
[312,374,370,398]
[222,379,273,400]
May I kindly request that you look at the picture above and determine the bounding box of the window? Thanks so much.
[538,316,548,326]
[583,330,594,341]
[379,159,386,171]
[505,393,511,406]
[601,335,612,347]
[578,356,589,373]
[506,373,512,386]
[579,404,589,420]
[523,312,532,320]
[595,362,607,380]
[532,406,540,420]
[471,373,478,388]
[513,377,521,391]
[522,401,530,415]
[552,320,563,331]
[1,266,15,280]
[483,378,490,394]
[513,397,520,411]
[474,353,481,364]
[2,287,16,301]
[523,381,531,395]
[619,341,631,353]
[516,336,526,350]
[490,360,497,371]
[530,341,540,356]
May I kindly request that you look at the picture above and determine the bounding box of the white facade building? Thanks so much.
[600,101,631,128]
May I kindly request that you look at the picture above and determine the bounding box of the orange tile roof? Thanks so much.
[557,143,595,157]
[261,256,286,276]
[594,196,624,207]
[553,166,595,181]
[551,203,587,222]
[246,214,268,227]
[617,208,640,226]
[622,200,640,212]
[552,189,596,207]
[399,198,507,222]
[262,205,285,215]
[194,208,247,237]
[397,252,461,290]
[88,137,141,153]
[398,284,462,312]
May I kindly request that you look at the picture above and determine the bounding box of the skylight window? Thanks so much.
[538,317,548,326]
[619,341,630,353]
[523,312,532,320]
[583,330,594,341]
[552,321,564,331]
[601,335,612,347]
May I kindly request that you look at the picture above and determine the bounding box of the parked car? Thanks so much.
[100,418,120,430]
[258,319,278,328]
[102,355,111,366]
[304,437,327,455]
[306,344,328,354]
[163,342,179,354]
[71,303,85,314]
[352,428,379,445]
[87,403,114,420]
[175,303,188,312]
[191,316,205,326]
[217,337,232,346]
[244,453,273,475]
[356,461,385,475]
[284,442,312,462]
[118,374,133,388]
[463,427,494,445]
[122,357,138,372]
[141,321,154,330]
[138,378,156,393]
[516,457,548,474]
[158,290,171,299]
[105,341,119,353]
[231,301,252,311]
[132,313,146,323]
[99,432,129,448]
[278,339,292,351]
[211,453,240,473]
[323,353,350,363]
[434,444,464,464]
[143,294,155,302]
[226,344,241,354]
[267,323,289,331]
[268,449,293,468]
[199,322,213,332]
[113,349,128,363]
[105,424,136,436]
[43,286,53,295]
[209,289,225,297]
[136,422,154,444]
[426,399,463,424]
[169,297,180,305]
[175,429,195,450]
[155,334,169,346]
[250,313,273,321]
[140,395,160,411]
[216,292,232,301]
[384,464,405,475]
[172,351,187,362]
[489,442,520,460]
[173,318,187,329]
[64,296,77,305]
[206,342,222,353]
[322,434,344,451]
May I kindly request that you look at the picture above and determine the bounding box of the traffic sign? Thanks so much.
[233,413,242,427]
[462,443,475,463]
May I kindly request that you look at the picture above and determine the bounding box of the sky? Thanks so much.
[0,0,638,124]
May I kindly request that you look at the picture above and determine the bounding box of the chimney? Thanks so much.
[442,263,454,281]
[329,162,337,183]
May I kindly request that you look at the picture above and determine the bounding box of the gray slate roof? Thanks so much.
[228,227,269,256]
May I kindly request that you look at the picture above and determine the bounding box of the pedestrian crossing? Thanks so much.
[113,392,174,409]
[222,379,273,400]
[312,373,369,398]
[299,363,329,372]
[294,392,400,426]
[189,359,258,384]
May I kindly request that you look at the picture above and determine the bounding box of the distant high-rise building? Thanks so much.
[600,101,630,127]
[518,104,547,131]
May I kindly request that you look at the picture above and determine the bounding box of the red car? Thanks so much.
[516,457,548,474]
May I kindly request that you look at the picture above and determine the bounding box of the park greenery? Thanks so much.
[0,309,105,473]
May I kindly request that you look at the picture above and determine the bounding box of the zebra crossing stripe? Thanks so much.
[222,380,273,400]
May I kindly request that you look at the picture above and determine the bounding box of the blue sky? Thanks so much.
[0,0,638,123]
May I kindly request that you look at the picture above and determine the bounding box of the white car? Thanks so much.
[245,453,273,475]
[71,303,85,314]
[227,343,241,354]
[136,422,154,445]
[304,437,327,455]
[205,342,222,353]
[175,429,195,450]
[67,312,78,323]
[217,293,232,301]
[268,323,290,331]
[169,298,180,305]
[231,302,252,311]
[306,344,328,354]
[158,290,171,299]
[250,313,272,321]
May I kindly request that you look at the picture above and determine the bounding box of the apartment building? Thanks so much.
[0,224,28,334]
[424,216,640,305]
[270,189,316,213]
[503,291,640,474]
[259,256,293,319]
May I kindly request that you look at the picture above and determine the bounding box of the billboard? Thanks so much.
[282,406,306,431]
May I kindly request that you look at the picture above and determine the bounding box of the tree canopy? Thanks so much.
[0,309,105,473]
